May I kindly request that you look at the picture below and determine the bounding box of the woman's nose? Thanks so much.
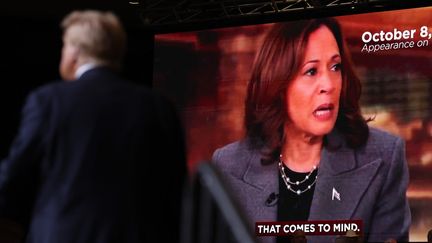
[319,71,336,94]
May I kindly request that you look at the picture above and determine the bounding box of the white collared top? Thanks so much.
[75,63,101,79]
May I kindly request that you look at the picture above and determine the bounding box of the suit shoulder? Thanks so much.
[31,81,63,95]
[357,127,404,164]
[212,140,255,175]
[366,127,402,149]
[212,140,251,160]
[25,81,65,104]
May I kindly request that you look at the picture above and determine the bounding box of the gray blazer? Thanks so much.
[212,127,411,243]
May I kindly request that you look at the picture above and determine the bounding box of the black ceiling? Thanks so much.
[3,0,431,31]
[2,0,141,27]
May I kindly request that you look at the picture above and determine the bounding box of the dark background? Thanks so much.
[0,0,154,158]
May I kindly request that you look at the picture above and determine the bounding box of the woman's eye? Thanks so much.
[304,68,317,76]
[331,63,342,72]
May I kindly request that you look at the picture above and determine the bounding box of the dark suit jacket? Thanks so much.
[0,67,186,243]
[213,127,411,243]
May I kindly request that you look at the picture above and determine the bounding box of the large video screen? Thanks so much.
[154,6,432,241]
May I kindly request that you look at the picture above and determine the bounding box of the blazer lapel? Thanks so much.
[242,152,279,222]
[309,130,382,221]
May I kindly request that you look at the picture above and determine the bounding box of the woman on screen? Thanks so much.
[212,18,411,243]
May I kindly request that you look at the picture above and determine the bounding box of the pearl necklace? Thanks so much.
[278,154,318,195]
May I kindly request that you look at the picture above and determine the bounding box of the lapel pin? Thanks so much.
[332,187,341,201]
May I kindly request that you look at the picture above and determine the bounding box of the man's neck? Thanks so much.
[74,63,101,79]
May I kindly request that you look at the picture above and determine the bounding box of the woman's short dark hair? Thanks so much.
[244,18,369,163]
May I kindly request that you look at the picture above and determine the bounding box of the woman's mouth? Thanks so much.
[313,103,335,121]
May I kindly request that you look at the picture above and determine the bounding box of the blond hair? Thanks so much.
[61,10,126,70]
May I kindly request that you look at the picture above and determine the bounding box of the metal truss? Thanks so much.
[127,0,419,27]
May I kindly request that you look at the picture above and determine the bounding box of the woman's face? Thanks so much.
[285,25,342,138]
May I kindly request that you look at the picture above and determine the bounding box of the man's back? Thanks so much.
[1,67,186,242]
